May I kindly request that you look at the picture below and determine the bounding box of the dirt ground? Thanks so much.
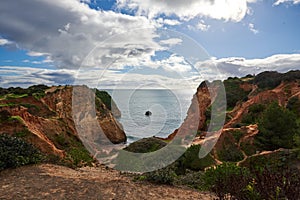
[0,164,216,200]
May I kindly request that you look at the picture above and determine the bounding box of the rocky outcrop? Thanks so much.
[162,70,300,165]
[0,85,126,159]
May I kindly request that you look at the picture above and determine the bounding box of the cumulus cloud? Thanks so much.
[248,23,259,34]
[27,51,49,57]
[0,66,76,88]
[196,54,300,79]
[117,0,257,22]
[0,0,156,69]
[273,0,300,6]
[2,54,300,88]
[196,20,210,31]
[156,18,181,26]
[159,38,183,46]
[0,38,12,46]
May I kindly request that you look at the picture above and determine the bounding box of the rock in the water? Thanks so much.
[145,111,152,116]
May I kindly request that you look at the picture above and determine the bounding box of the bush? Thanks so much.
[217,136,244,162]
[202,163,300,199]
[256,102,300,150]
[124,137,166,153]
[176,144,216,173]
[230,130,244,142]
[0,110,11,122]
[287,96,300,117]
[142,165,177,184]
[50,132,94,168]
[253,70,300,90]
[133,144,215,185]
[94,89,121,117]
[173,170,205,190]
[240,141,257,156]
[217,145,244,163]
[0,85,48,99]
[0,134,44,171]
[251,167,300,200]
[224,78,250,109]
[241,104,265,125]
[66,147,94,167]
[253,71,282,89]
[203,163,252,199]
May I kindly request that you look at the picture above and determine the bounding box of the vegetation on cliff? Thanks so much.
[129,70,300,199]
[0,85,126,170]
[0,134,44,170]
[1,70,300,199]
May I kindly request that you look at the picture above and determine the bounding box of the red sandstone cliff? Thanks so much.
[0,86,126,160]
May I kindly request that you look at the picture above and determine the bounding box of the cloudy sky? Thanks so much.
[0,0,300,89]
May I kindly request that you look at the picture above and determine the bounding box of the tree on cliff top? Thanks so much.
[256,102,300,151]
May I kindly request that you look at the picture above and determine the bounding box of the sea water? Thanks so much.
[105,89,195,143]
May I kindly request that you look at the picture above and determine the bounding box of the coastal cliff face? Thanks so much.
[196,71,300,165]
[165,71,300,166]
[0,85,126,163]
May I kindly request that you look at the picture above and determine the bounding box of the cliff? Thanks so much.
[162,70,300,166]
[193,70,300,165]
[0,85,126,165]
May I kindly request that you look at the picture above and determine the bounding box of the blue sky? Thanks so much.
[0,0,300,88]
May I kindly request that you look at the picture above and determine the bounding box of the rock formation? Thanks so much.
[0,85,126,162]
[163,70,300,165]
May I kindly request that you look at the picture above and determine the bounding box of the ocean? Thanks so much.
[106,89,195,143]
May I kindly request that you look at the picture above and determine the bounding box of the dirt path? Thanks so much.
[0,164,215,200]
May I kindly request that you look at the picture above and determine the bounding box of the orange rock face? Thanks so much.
[0,86,126,158]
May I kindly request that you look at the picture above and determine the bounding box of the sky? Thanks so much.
[0,0,300,89]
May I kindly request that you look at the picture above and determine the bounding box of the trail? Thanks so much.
[0,164,216,200]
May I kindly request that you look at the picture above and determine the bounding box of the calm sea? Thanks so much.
[105,89,195,143]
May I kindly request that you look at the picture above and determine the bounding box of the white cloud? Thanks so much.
[273,0,300,6]
[156,18,181,26]
[0,0,156,69]
[248,23,259,34]
[196,54,300,78]
[196,20,210,31]
[27,51,48,57]
[0,38,12,46]
[0,66,76,88]
[2,54,300,89]
[117,0,257,22]
[159,38,183,46]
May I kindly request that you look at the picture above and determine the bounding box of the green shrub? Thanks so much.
[142,165,177,185]
[203,163,252,199]
[176,144,216,173]
[230,130,244,142]
[0,110,11,122]
[124,137,167,153]
[240,141,257,156]
[66,147,93,167]
[224,78,250,109]
[50,132,94,167]
[253,71,282,90]
[0,134,44,171]
[256,102,300,150]
[217,137,244,162]
[173,170,205,190]
[0,85,48,100]
[218,145,244,162]
[253,70,300,90]
[287,96,300,117]
[14,129,31,138]
[6,93,28,99]
[251,167,300,200]
[241,104,265,125]
[94,89,113,110]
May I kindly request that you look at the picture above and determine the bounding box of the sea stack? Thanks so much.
[145,111,152,116]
